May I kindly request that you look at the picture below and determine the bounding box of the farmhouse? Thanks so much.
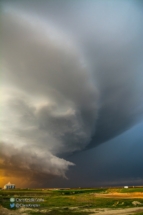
[3,182,15,189]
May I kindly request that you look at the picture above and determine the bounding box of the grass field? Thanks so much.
[1,187,143,214]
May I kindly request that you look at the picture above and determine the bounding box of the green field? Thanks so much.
[1,187,143,214]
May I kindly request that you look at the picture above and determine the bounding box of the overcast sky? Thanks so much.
[0,0,143,188]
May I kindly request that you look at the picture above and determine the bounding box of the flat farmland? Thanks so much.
[1,187,143,215]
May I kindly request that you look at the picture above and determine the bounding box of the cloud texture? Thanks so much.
[1,7,98,185]
[1,0,143,187]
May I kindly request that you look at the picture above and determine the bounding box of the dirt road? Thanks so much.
[0,206,28,215]
[87,207,143,215]
[1,206,143,215]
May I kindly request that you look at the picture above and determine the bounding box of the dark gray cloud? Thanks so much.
[48,122,143,188]
[2,0,143,148]
[0,0,143,186]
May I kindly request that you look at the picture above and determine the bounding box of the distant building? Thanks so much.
[3,182,15,189]
[124,186,128,189]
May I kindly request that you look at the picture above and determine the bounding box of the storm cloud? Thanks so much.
[1,5,98,185]
[0,142,74,186]
[0,0,143,187]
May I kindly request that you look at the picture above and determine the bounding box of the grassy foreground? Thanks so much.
[1,187,143,214]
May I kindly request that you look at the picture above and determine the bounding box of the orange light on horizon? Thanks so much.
[0,172,27,188]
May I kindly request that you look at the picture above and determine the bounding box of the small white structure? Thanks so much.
[124,186,129,189]
[3,182,15,189]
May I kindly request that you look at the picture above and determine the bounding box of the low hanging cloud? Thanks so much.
[0,7,98,185]
[0,142,74,187]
